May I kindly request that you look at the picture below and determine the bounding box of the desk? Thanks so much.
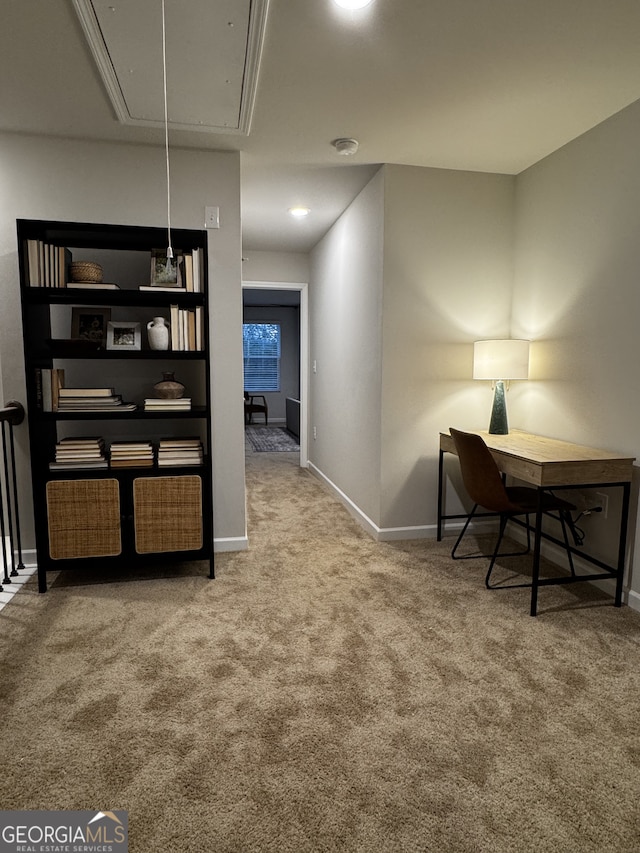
[438,429,635,616]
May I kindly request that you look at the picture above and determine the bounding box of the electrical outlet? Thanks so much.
[595,492,609,519]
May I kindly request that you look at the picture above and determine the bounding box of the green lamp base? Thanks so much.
[488,380,509,435]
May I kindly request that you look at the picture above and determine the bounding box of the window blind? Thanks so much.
[243,323,281,392]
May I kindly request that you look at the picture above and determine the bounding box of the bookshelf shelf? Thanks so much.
[18,218,214,591]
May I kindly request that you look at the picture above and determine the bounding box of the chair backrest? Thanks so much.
[449,428,515,513]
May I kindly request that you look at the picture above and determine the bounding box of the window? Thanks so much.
[243,323,281,392]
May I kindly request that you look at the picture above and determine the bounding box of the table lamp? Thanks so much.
[473,339,530,435]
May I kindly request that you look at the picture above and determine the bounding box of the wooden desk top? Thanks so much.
[440,429,635,487]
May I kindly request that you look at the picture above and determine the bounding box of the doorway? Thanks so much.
[241,281,308,467]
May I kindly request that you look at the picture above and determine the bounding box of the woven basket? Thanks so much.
[70,261,103,283]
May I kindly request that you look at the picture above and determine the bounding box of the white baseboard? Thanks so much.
[214,536,248,552]
[627,588,640,612]
[308,463,382,538]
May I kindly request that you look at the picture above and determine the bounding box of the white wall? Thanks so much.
[241,250,309,284]
[0,132,246,551]
[309,165,515,535]
[309,168,385,526]
[513,99,640,600]
[380,165,516,531]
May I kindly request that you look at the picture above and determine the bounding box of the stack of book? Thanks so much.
[109,440,154,468]
[144,397,192,412]
[57,387,137,412]
[49,436,108,471]
[157,438,204,467]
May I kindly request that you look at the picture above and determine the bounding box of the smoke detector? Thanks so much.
[332,137,359,156]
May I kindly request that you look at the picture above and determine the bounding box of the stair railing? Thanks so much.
[0,401,26,590]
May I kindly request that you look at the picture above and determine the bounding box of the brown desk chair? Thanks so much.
[244,393,268,425]
[449,428,576,589]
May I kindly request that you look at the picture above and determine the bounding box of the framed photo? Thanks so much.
[71,307,111,346]
[150,249,183,286]
[106,321,141,351]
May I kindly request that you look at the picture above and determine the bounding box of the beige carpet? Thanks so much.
[1,448,639,852]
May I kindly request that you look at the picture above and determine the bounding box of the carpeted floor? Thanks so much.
[0,451,639,852]
[245,425,300,452]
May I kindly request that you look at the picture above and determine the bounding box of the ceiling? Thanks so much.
[3,0,640,253]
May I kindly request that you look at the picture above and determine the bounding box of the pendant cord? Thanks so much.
[161,0,173,260]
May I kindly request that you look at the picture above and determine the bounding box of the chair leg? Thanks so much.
[451,504,479,559]
[452,506,531,563]
[485,514,509,588]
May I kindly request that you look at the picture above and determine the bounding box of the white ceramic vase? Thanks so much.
[147,316,170,351]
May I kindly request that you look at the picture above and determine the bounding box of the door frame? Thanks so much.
[241,280,309,467]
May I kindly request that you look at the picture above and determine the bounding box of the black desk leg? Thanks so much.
[437,449,445,541]
[530,491,544,617]
[615,482,631,607]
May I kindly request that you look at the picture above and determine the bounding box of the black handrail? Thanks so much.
[0,401,25,590]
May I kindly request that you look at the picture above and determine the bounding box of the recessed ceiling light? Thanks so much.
[333,0,374,8]
[289,206,311,218]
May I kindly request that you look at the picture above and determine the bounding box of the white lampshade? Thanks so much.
[473,339,530,381]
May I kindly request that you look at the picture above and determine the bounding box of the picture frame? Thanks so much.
[71,307,111,346]
[150,249,183,287]
[106,321,141,351]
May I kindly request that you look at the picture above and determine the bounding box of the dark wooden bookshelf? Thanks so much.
[18,219,214,591]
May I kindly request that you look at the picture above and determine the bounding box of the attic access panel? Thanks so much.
[72,0,268,134]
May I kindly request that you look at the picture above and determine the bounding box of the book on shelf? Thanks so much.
[49,460,109,471]
[158,449,204,459]
[59,387,116,398]
[110,452,154,461]
[179,250,202,293]
[139,285,187,293]
[110,458,154,468]
[37,368,65,411]
[57,401,138,412]
[158,437,202,447]
[57,436,105,448]
[55,447,106,457]
[109,440,153,451]
[110,444,154,461]
[66,281,120,289]
[25,240,71,288]
[169,304,203,351]
[57,397,124,409]
[192,248,201,293]
[144,398,192,411]
[195,305,203,350]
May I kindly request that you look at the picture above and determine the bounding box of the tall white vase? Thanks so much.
[147,316,170,351]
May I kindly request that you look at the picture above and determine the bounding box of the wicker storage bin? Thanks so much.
[133,475,203,554]
[46,479,121,559]
[70,261,103,283]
